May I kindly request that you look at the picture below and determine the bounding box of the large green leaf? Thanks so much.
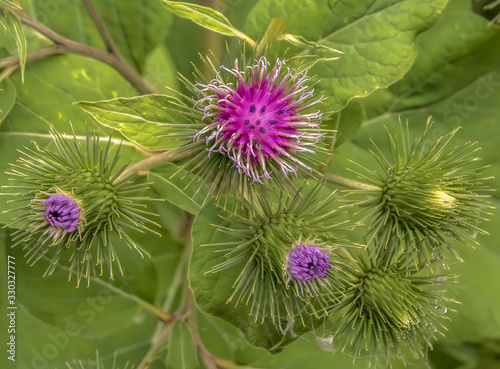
[245,0,448,113]
[77,94,195,151]
[19,0,170,73]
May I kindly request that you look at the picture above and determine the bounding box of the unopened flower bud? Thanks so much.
[2,128,158,286]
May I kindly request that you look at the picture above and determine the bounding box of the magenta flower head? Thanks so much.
[287,243,332,281]
[44,195,81,232]
[193,56,323,184]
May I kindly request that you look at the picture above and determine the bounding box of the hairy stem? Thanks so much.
[0,4,158,94]
[322,172,381,191]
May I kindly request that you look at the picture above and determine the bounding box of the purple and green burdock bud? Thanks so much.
[4,128,157,286]
[287,243,332,281]
[194,57,323,183]
[44,195,81,232]
[202,185,351,337]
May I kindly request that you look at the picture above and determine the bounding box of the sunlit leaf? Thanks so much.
[163,0,255,46]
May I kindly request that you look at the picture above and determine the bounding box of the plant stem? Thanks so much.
[114,149,199,184]
[45,256,174,323]
[0,65,17,82]
[0,4,158,94]
[81,0,120,55]
[93,278,174,323]
[0,45,64,69]
[322,172,381,191]
[185,291,218,369]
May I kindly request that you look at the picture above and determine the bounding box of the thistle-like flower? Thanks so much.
[166,55,325,204]
[192,56,323,183]
[43,194,82,233]
[351,121,492,266]
[2,127,158,286]
[287,243,332,281]
[327,251,453,366]
[198,185,354,337]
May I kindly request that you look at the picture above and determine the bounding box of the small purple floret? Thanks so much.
[287,244,332,281]
[194,57,323,183]
[44,195,80,232]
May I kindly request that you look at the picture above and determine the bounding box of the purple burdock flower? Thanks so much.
[44,195,81,232]
[194,57,323,183]
[287,244,332,281]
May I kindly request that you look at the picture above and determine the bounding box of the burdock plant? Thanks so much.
[0,0,496,367]
[191,56,324,183]
[2,127,158,286]
[193,185,354,339]
[142,54,327,205]
[328,251,453,366]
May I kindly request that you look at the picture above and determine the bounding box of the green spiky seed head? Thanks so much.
[329,252,453,366]
[2,127,158,286]
[352,120,492,266]
[199,185,355,336]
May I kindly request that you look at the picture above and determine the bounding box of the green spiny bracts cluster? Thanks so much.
[66,351,130,369]
[3,127,158,286]
[352,121,492,267]
[205,184,355,334]
[328,251,453,366]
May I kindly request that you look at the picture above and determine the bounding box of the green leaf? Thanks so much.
[353,11,500,197]
[77,95,194,151]
[189,201,307,352]
[0,78,15,124]
[197,310,271,365]
[163,0,255,46]
[148,163,209,215]
[166,319,200,369]
[145,44,180,93]
[245,0,448,113]
[443,203,500,342]
[1,231,158,369]
[4,9,26,82]
[100,0,171,73]
[326,101,366,149]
